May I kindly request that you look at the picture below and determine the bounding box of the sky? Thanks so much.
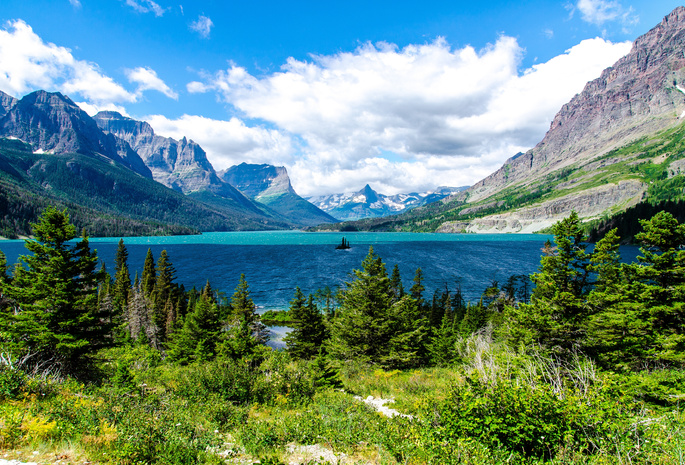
[0,1,682,197]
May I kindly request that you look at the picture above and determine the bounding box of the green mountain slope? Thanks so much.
[0,138,290,237]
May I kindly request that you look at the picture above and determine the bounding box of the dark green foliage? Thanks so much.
[166,292,224,365]
[389,264,404,302]
[112,239,131,317]
[0,364,26,400]
[327,247,428,368]
[220,274,268,360]
[0,139,295,238]
[588,199,685,243]
[506,212,591,354]
[0,207,110,375]
[308,350,343,389]
[141,248,156,297]
[428,311,459,366]
[284,288,328,360]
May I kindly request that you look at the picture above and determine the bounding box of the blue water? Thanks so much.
[0,231,641,312]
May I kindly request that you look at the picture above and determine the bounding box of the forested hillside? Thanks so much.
[0,138,292,237]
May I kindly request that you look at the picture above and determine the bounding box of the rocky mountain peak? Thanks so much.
[219,163,295,198]
[0,90,151,178]
[0,90,17,118]
[357,184,379,204]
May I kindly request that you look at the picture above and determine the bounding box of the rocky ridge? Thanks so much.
[0,90,152,178]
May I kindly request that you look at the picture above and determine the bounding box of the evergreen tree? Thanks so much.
[410,267,426,309]
[152,250,177,339]
[631,212,685,365]
[428,311,458,366]
[0,207,109,375]
[141,248,156,297]
[220,274,267,360]
[459,301,489,336]
[112,239,131,316]
[167,292,223,364]
[284,287,329,360]
[327,247,428,368]
[505,212,591,354]
[327,247,393,364]
[585,229,641,368]
[389,264,404,302]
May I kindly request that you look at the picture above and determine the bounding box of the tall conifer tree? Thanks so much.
[0,208,109,374]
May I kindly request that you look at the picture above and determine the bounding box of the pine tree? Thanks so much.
[327,247,428,368]
[152,250,177,339]
[167,292,223,364]
[112,239,131,316]
[585,229,641,368]
[284,287,328,360]
[141,248,156,297]
[505,212,591,354]
[428,311,458,366]
[410,267,426,308]
[389,264,404,302]
[0,207,110,375]
[632,212,685,365]
[327,247,393,364]
[220,274,267,360]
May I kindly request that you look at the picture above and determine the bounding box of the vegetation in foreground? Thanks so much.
[0,207,684,463]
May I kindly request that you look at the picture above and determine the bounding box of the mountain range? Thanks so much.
[315,6,685,233]
[0,90,316,236]
[307,184,468,222]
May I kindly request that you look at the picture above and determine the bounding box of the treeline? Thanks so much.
[0,179,198,238]
[588,198,685,243]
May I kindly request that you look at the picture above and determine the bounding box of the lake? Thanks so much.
[0,231,641,348]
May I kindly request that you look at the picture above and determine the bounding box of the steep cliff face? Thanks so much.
[220,163,337,226]
[221,163,296,199]
[93,111,259,212]
[468,6,685,203]
[0,91,151,178]
[0,91,17,118]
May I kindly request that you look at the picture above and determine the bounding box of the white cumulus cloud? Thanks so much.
[188,36,631,196]
[0,19,136,104]
[125,66,178,99]
[190,15,213,38]
[143,114,296,171]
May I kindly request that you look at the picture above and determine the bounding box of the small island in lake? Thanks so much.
[336,237,351,249]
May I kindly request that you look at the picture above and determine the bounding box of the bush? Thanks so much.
[424,373,630,461]
[0,364,26,400]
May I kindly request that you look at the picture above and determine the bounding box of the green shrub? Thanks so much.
[424,373,630,461]
[0,364,26,400]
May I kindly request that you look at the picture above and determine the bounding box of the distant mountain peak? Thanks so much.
[309,185,468,221]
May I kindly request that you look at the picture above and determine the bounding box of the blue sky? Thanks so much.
[0,1,682,196]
